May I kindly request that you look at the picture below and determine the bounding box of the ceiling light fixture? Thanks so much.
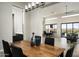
[61,13,79,18]
[61,2,79,18]
[47,17,58,20]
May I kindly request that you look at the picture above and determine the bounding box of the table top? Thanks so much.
[12,40,65,57]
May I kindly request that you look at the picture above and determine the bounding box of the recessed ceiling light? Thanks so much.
[25,5,28,9]
[35,2,40,4]
[32,2,36,6]
[28,3,31,8]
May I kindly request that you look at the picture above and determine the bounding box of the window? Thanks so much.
[67,23,72,33]
[73,23,79,33]
[62,24,66,33]
[61,22,79,37]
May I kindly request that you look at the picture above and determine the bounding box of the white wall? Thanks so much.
[24,12,31,40]
[25,2,79,43]
[0,3,25,56]
[0,3,12,43]
[30,8,43,36]
[0,3,12,56]
[12,6,23,34]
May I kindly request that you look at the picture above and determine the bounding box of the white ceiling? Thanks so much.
[42,2,79,19]
[11,2,29,9]
[11,2,59,9]
[11,2,79,10]
[11,2,79,18]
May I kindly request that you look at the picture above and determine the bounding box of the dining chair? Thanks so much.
[13,34,23,43]
[66,34,71,43]
[11,45,26,57]
[16,34,23,40]
[59,52,64,57]
[35,36,41,46]
[65,46,75,57]
[13,36,18,42]
[71,34,78,43]
[2,40,12,57]
[45,37,54,46]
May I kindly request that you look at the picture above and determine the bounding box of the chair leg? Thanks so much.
[60,52,64,57]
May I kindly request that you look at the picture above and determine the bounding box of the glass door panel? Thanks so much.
[67,23,72,33]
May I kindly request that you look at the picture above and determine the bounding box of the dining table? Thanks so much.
[12,40,65,57]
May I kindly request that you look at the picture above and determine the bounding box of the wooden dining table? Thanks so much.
[12,40,65,57]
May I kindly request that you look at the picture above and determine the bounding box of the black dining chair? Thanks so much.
[65,46,75,57]
[35,36,41,46]
[13,36,18,42]
[71,34,78,43]
[13,34,23,43]
[16,34,23,40]
[11,45,26,57]
[2,40,12,57]
[66,34,71,43]
[45,37,54,46]
[59,52,64,57]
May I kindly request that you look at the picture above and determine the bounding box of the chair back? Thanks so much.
[45,37,54,46]
[13,34,23,42]
[2,40,12,57]
[11,45,26,57]
[13,36,18,42]
[65,46,75,57]
[35,36,41,46]
[16,34,23,40]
